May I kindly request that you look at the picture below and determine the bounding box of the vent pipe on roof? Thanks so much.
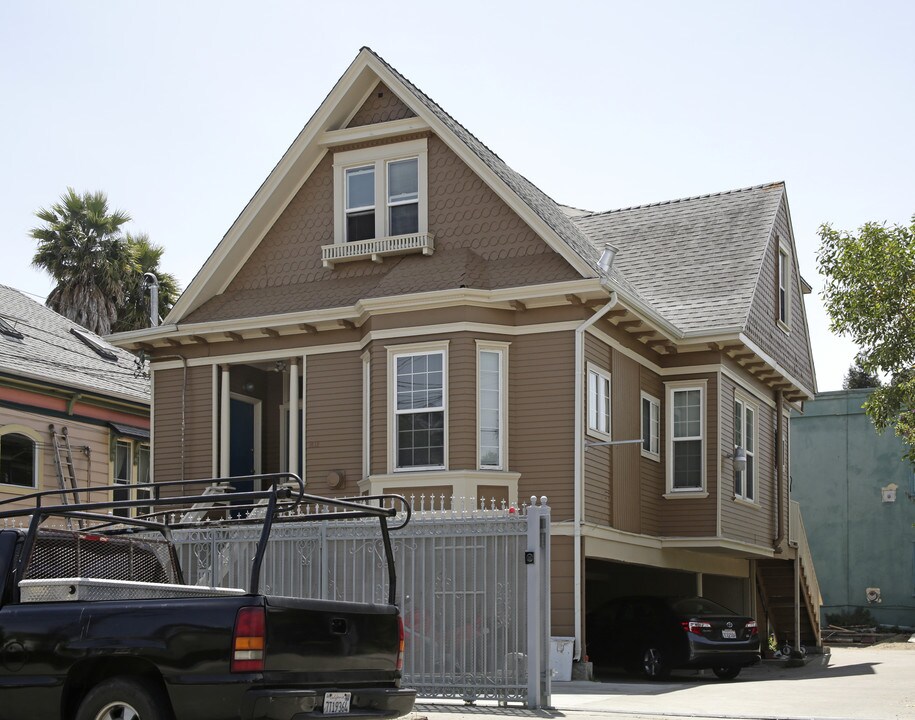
[598,244,619,274]
[143,273,160,327]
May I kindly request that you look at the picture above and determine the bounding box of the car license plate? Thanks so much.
[323,692,351,715]
[722,629,737,639]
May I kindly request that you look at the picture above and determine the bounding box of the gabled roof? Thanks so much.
[572,183,786,335]
[0,285,149,404]
[165,47,651,325]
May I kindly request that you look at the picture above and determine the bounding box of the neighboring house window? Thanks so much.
[778,243,791,329]
[587,364,611,440]
[477,342,509,470]
[666,382,705,492]
[393,348,446,470]
[0,430,37,487]
[113,440,152,517]
[334,138,428,245]
[640,392,661,461]
[733,397,756,501]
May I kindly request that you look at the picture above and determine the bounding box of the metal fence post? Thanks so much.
[539,496,551,709]
[526,496,542,709]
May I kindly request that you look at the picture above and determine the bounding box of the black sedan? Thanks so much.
[587,596,761,680]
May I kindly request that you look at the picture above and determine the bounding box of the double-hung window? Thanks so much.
[641,392,661,460]
[394,349,445,470]
[477,342,509,470]
[733,397,756,501]
[666,382,705,492]
[587,364,611,440]
[114,439,152,517]
[777,241,791,329]
[334,138,428,245]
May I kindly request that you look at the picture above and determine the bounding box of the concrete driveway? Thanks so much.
[411,645,915,720]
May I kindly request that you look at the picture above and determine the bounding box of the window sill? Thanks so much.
[732,496,760,509]
[322,232,435,269]
[663,490,709,500]
[640,449,660,462]
[776,318,791,335]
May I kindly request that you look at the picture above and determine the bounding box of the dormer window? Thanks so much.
[325,138,432,268]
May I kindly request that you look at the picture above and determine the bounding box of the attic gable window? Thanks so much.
[325,138,432,268]
[777,240,791,331]
[0,317,24,339]
[70,327,118,361]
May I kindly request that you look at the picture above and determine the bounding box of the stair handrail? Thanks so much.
[790,500,823,646]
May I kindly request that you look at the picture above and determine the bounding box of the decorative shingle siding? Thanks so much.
[185,134,578,324]
[346,82,416,127]
[743,196,816,391]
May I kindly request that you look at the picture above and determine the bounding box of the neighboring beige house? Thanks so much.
[109,48,821,658]
[0,284,150,513]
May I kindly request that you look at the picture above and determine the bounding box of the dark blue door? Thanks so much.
[230,398,256,513]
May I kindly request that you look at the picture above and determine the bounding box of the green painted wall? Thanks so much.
[791,389,915,628]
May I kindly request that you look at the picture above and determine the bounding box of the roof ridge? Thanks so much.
[576,181,785,219]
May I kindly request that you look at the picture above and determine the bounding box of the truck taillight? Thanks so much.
[396,614,404,672]
[232,606,266,673]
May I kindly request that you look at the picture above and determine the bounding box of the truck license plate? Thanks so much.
[323,692,351,715]
[721,629,737,639]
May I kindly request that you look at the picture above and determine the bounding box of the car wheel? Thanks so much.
[712,665,741,680]
[76,677,171,720]
[641,646,670,680]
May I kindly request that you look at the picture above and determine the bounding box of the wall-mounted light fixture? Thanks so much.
[274,359,287,373]
[242,381,256,394]
[724,446,747,473]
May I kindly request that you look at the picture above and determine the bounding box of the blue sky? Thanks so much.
[2,1,912,391]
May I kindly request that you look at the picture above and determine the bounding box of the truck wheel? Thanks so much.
[76,677,171,720]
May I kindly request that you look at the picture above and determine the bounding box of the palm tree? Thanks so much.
[31,188,135,335]
[112,233,181,332]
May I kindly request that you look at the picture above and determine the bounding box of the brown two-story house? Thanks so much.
[110,48,821,659]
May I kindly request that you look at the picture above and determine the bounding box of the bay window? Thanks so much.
[666,381,706,493]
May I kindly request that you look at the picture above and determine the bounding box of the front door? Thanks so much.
[229,395,261,512]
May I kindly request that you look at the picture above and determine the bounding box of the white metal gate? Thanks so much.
[170,495,552,707]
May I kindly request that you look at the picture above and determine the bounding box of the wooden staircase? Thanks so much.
[756,502,823,650]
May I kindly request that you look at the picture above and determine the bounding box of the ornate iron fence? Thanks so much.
[170,495,552,707]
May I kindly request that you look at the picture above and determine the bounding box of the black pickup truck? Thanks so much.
[0,475,415,720]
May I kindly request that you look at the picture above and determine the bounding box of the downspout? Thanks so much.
[773,389,785,552]
[573,281,618,661]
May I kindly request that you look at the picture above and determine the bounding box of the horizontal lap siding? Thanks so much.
[584,335,611,526]
[720,375,778,546]
[0,407,117,511]
[152,366,212,483]
[550,535,575,636]
[612,351,641,533]
[660,372,717,537]
[511,332,574,519]
[447,336,476,471]
[306,352,363,496]
[639,368,664,537]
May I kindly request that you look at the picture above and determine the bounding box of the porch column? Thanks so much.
[288,358,299,479]
[220,365,230,477]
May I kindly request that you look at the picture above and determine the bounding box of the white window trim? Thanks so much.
[387,340,449,474]
[476,340,510,471]
[664,379,708,497]
[0,424,42,492]
[640,391,661,462]
[586,362,612,442]
[777,241,791,334]
[733,392,758,503]
[333,138,428,245]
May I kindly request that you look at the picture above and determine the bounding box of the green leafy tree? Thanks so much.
[31,188,179,334]
[112,233,181,333]
[818,215,915,461]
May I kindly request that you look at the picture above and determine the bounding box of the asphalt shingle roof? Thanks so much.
[0,285,150,403]
[571,183,785,335]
